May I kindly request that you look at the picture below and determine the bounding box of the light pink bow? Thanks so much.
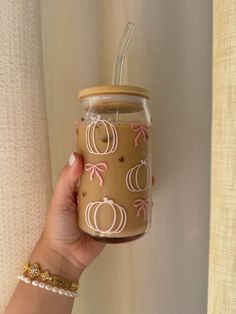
[134,199,149,222]
[84,162,107,187]
[131,124,149,147]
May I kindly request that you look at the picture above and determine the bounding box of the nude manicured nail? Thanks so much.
[68,152,76,166]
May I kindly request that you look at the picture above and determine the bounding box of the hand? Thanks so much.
[32,152,105,280]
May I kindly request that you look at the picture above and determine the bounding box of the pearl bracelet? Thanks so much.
[17,275,79,298]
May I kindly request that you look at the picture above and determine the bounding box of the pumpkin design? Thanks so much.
[85,197,127,233]
[85,115,118,155]
[125,159,151,192]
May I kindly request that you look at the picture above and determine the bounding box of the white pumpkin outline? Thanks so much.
[85,197,127,234]
[85,116,118,155]
[126,159,151,192]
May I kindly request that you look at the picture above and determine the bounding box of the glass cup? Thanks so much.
[76,85,152,243]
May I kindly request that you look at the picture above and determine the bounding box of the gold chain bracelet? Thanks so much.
[23,263,79,291]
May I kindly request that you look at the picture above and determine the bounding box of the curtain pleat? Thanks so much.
[40,1,212,313]
[0,1,51,312]
[208,1,236,313]
[0,0,213,312]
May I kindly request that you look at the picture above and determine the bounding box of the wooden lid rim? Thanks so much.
[78,85,150,100]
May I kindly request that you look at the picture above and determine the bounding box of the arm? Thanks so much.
[5,153,105,314]
[5,240,81,314]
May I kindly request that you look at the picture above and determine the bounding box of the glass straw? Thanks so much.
[112,22,135,85]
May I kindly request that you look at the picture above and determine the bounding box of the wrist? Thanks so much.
[30,236,82,282]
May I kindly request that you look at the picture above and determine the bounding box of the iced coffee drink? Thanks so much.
[76,86,152,243]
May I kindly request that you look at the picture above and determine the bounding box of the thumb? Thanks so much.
[51,152,83,208]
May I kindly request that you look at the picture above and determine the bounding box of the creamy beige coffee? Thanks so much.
[77,117,152,240]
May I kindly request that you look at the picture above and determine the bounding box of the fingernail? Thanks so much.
[68,152,76,166]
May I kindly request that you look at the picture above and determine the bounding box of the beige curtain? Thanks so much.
[0,0,51,312]
[1,1,213,313]
[41,1,211,313]
[207,1,236,313]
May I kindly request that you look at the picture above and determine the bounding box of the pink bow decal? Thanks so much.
[134,199,148,222]
[84,162,107,187]
[131,124,149,147]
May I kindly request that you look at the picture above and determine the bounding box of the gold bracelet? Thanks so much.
[23,263,79,291]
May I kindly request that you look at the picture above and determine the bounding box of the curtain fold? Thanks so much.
[0,0,212,313]
[208,1,236,313]
[0,1,51,312]
[40,1,212,313]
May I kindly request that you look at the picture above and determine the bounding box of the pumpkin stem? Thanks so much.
[103,197,113,204]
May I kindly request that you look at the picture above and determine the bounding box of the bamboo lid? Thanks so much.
[78,85,149,100]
